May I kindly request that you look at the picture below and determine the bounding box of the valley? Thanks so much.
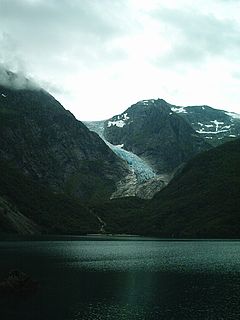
[0,71,240,238]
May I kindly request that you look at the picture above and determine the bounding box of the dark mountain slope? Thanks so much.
[0,196,40,235]
[141,139,240,237]
[0,83,129,201]
[0,160,99,234]
[93,139,240,238]
[172,104,240,146]
[90,197,147,234]
[103,99,210,174]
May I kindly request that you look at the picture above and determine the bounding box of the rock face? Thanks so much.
[111,174,169,199]
[0,196,40,235]
[0,83,129,201]
[171,105,240,146]
[103,99,210,174]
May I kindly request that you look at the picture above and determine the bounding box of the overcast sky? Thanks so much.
[0,0,240,120]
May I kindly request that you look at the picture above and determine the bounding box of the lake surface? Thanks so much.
[1,237,240,319]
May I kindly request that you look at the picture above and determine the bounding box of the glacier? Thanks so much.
[106,141,156,182]
[84,120,156,182]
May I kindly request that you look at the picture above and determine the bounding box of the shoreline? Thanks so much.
[1,234,240,242]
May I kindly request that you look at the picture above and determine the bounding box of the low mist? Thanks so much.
[0,64,40,91]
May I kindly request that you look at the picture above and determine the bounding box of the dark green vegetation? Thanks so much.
[90,197,147,234]
[0,160,99,235]
[93,139,240,238]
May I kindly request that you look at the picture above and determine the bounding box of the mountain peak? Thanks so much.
[135,98,169,107]
[0,66,39,91]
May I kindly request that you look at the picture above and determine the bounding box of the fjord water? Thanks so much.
[1,238,240,320]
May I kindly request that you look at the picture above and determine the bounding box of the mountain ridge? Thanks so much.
[0,82,129,202]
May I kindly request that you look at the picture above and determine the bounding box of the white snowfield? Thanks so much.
[107,113,130,128]
[226,112,240,120]
[171,106,188,113]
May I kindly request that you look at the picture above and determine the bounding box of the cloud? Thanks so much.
[0,64,39,90]
[0,0,239,119]
[151,7,240,67]
[0,0,130,69]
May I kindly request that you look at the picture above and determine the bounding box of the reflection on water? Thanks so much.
[0,238,240,319]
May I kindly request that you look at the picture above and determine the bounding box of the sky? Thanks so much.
[0,0,240,121]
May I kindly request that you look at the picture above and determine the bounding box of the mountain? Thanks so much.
[92,139,240,238]
[85,99,212,199]
[102,99,211,174]
[0,80,129,202]
[86,99,240,200]
[0,195,40,235]
[171,104,240,146]
[144,138,240,238]
[0,160,99,235]
[85,119,169,199]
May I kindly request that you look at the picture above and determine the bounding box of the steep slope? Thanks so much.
[0,79,129,202]
[141,139,240,238]
[0,196,40,235]
[103,99,210,174]
[0,160,99,234]
[171,105,240,146]
[93,139,240,238]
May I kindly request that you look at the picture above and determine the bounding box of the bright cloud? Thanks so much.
[0,0,239,120]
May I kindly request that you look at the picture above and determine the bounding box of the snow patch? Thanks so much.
[211,120,224,125]
[196,129,229,134]
[221,125,232,129]
[226,112,240,120]
[107,120,125,128]
[210,120,225,133]
[107,113,130,128]
[141,100,154,106]
[171,106,187,113]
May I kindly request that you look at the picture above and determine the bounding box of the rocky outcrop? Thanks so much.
[111,173,169,199]
[0,196,40,235]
